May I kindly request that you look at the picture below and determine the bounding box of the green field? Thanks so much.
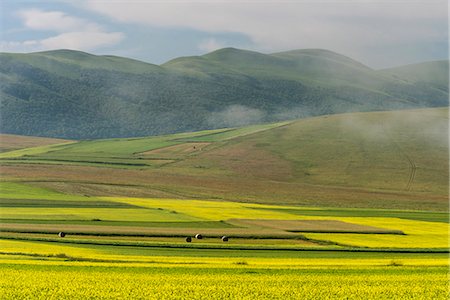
[0,108,448,298]
[1,108,448,210]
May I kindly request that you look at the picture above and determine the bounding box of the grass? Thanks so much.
[0,108,447,211]
[0,122,288,168]
[0,198,139,208]
[0,207,201,222]
[178,122,291,142]
[0,142,76,159]
[0,134,69,152]
[0,182,92,201]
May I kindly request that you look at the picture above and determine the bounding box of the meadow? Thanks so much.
[0,108,448,298]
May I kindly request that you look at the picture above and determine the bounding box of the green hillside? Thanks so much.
[381,60,449,93]
[0,134,70,153]
[0,108,447,211]
[0,48,447,139]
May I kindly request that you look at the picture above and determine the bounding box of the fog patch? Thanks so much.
[207,105,265,128]
[339,109,448,147]
[273,106,313,121]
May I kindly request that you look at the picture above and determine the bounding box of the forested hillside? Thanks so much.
[0,48,447,139]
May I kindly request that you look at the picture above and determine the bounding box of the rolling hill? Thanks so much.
[0,48,448,139]
[0,108,447,211]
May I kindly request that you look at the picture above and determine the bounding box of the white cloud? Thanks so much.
[40,31,123,50]
[207,105,265,128]
[80,0,447,67]
[18,9,100,32]
[198,38,226,52]
[1,9,123,53]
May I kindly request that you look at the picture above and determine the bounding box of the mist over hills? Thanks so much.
[0,48,448,139]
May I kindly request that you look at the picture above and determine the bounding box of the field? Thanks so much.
[1,263,448,299]
[0,108,447,210]
[0,108,448,298]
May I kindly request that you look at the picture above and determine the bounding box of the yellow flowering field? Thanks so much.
[1,262,448,299]
[302,217,449,248]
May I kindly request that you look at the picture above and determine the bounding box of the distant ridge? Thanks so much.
[0,48,447,139]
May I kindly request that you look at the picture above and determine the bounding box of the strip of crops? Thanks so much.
[1,263,448,299]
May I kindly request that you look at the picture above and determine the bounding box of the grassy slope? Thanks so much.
[0,134,70,153]
[380,60,449,92]
[0,108,447,211]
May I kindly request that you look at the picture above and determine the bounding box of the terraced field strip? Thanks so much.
[176,121,291,142]
[298,217,450,249]
[257,207,449,223]
[0,141,77,159]
[0,207,202,222]
[0,219,234,228]
[104,197,305,220]
[0,232,323,247]
[0,134,71,152]
[0,198,140,208]
[141,142,212,158]
[0,182,98,201]
[227,219,405,234]
[0,223,293,238]
[1,238,449,261]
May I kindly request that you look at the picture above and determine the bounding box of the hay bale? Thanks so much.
[195,234,203,240]
[58,232,66,238]
[221,236,228,242]
[185,236,192,242]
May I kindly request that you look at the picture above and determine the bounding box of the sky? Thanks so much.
[0,0,448,68]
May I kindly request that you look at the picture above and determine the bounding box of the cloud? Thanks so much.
[39,31,123,50]
[79,0,447,67]
[338,109,448,147]
[1,9,123,53]
[18,9,100,32]
[198,38,226,52]
[207,105,265,128]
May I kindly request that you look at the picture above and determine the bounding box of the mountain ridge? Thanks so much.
[0,47,448,139]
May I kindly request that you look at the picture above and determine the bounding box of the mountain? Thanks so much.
[0,48,448,139]
[380,60,449,93]
[1,108,447,211]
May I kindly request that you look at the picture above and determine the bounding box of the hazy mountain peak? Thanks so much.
[271,48,372,71]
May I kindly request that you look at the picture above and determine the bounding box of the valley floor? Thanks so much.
[0,108,448,299]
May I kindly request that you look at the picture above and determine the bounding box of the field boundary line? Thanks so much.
[0,236,448,253]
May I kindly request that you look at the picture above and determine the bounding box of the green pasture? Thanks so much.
[0,182,90,201]
[0,122,288,167]
[179,122,291,142]
[0,108,447,211]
